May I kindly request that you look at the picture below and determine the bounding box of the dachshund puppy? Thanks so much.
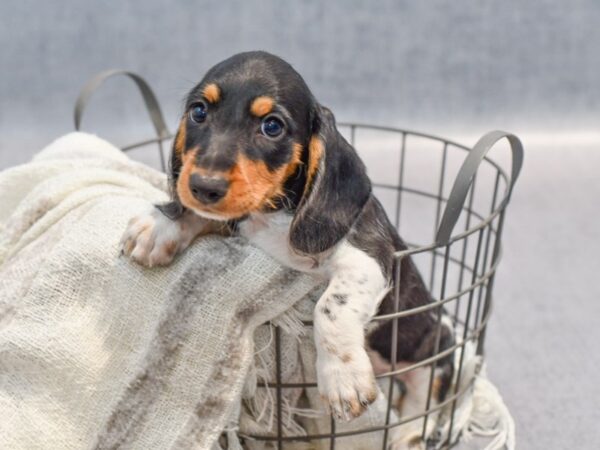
[121,52,454,447]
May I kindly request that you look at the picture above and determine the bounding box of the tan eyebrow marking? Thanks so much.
[250,96,274,117]
[202,83,220,103]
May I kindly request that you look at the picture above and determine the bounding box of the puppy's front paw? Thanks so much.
[317,348,378,421]
[120,207,183,267]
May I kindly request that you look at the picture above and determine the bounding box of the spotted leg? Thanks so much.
[314,242,388,421]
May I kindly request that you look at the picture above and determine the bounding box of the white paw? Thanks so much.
[120,206,183,267]
[317,348,378,421]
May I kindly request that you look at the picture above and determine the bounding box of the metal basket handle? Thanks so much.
[73,70,170,169]
[435,131,524,245]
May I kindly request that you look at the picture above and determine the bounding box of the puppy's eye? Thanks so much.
[261,116,284,138]
[189,103,207,123]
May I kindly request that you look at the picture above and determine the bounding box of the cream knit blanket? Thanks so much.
[0,132,322,449]
[0,133,514,450]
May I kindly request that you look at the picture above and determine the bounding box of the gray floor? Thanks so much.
[485,138,600,449]
[2,1,600,448]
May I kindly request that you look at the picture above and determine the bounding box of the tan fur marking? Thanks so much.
[250,96,274,117]
[305,136,324,191]
[219,154,283,215]
[164,240,178,257]
[123,237,135,255]
[181,147,196,165]
[366,386,378,403]
[396,389,406,413]
[408,435,423,448]
[202,83,220,103]
[174,120,186,155]
[348,399,363,417]
[341,353,352,363]
[177,143,304,218]
[284,143,303,180]
[432,375,442,400]
[177,148,205,212]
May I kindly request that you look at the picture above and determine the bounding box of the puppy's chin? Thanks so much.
[188,207,231,222]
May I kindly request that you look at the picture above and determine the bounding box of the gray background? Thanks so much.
[1,1,599,448]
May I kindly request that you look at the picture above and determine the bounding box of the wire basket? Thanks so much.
[74,71,523,449]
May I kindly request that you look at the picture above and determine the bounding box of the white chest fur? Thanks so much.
[238,211,321,273]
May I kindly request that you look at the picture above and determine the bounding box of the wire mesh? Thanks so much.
[74,72,522,449]
[114,126,518,449]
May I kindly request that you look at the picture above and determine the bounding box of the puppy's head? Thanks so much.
[170,51,371,253]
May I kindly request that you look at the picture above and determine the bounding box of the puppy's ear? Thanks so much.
[156,118,186,220]
[289,105,371,254]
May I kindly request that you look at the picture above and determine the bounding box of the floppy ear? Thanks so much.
[156,118,186,220]
[289,105,371,254]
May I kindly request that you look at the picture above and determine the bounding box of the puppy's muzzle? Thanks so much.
[189,174,229,204]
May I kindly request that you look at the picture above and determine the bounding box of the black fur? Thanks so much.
[156,201,184,221]
[349,196,455,395]
[289,105,372,255]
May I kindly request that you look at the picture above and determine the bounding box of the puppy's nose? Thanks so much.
[189,174,229,204]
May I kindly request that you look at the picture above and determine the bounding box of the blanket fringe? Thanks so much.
[434,342,515,450]
[463,368,516,450]
[236,330,516,450]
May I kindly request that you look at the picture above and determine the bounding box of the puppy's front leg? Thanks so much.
[315,243,388,421]
[120,203,225,267]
